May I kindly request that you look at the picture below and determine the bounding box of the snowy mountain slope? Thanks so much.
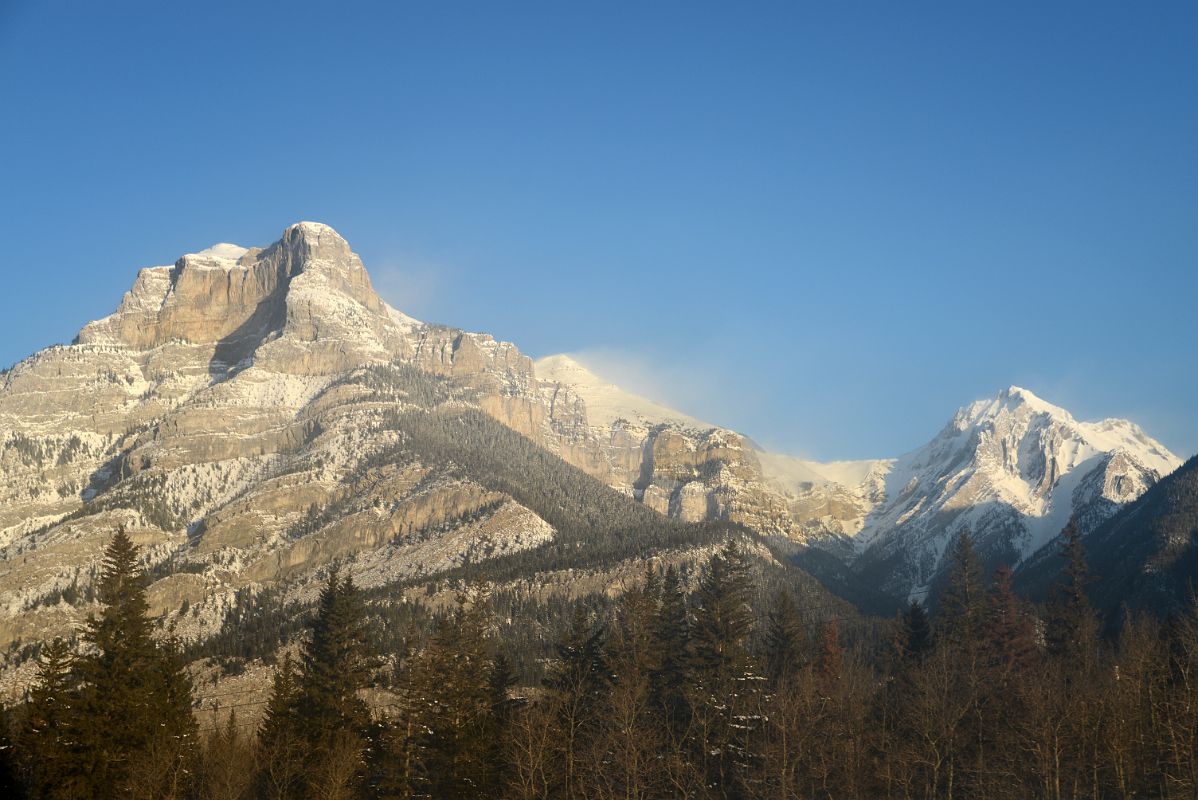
[1015,455,1198,617]
[850,386,1182,596]
[533,352,1183,598]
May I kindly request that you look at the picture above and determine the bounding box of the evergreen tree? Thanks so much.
[364,717,416,800]
[600,577,665,799]
[642,561,662,604]
[543,606,608,800]
[19,638,82,799]
[486,650,517,790]
[984,565,1037,676]
[75,527,197,799]
[1046,518,1100,673]
[763,589,805,686]
[931,530,988,797]
[408,588,506,799]
[689,540,762,797]
[255,654,304,800]
[895,600,933,664]
[299,569,375,739]
[0,698,27,800]
[650,565,691,735]
[690,539,756,682]
[818,617,844,684]
[196,710,253,800]
[937,529,986,647]
[295,568,376,797]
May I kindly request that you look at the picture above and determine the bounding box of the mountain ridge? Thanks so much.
[0,221,1182,690]
[530,360,1181,595]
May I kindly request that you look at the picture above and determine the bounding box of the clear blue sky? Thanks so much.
[1,1,1195,460]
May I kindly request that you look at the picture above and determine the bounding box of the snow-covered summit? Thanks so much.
[969,385,1066,419]
[288,221,340,235]
[947,386,1177,478]
[851,385,1183,596]
[182,243,250,268]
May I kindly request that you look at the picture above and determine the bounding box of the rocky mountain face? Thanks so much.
[0,223,834,694]
[533,354,889,542]
[0,221,1182,690]
[1016,455,1198,618]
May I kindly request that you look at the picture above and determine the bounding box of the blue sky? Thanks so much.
[1,1,1195,460]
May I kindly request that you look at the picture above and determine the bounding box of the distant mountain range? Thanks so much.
[0,222,1184,689]
[534,357,1179,597]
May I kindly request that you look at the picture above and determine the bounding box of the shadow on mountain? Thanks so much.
[208,288,289,381]
[852,499,1028,603]
[82,447,130,502]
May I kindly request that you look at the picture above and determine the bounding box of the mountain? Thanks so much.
[533,354,712,431]
[0,223,837,693]
[849,386,1181,596]
[0,222,1182,693]
[531,357,1181,597]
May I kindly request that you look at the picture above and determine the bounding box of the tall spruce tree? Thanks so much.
[408,588,507,799]
[256,653,304,800]
[984,565,1037,676]
[196,709,253,800]
[763,589,806,686]
[20,638,82,799]
[543,606,609,800]
[486,650,517,791]
[689,540,761,797]
[932,529,988,797]
[295,568,376,797]
[817,617,844,684]
[0,698,26,800]
[937,529,986,647]
[1046,518,1100,673]
[600,576,667,800]
[895,600,933,664]
[690,540,756,682]
[75,527,196,799]
[650,565,691,736]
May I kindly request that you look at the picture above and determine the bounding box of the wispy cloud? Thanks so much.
[565,346,777,444]
[370,254,453,322]
[561,346,842,459]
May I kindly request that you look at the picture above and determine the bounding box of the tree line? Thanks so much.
[5,521,1198,799]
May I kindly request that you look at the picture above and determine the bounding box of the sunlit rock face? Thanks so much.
[76,222,404,376]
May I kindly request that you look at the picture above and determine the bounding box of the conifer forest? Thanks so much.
[4,523,1198,800]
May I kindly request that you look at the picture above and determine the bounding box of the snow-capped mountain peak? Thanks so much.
[852,386,1182,596]
[182,242,250,268]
